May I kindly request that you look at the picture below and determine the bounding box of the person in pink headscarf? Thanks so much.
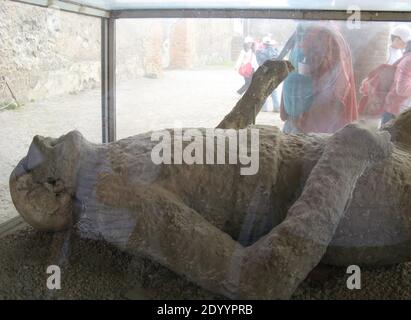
[281,23,358,134]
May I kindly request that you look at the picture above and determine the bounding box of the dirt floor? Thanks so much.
[0,68,283,223]
[0,225,410,300]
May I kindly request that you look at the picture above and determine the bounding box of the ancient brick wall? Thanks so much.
[169,20,197,69]
[167,19,237,69]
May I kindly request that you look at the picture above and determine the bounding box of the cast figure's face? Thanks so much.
[9,131,83,231]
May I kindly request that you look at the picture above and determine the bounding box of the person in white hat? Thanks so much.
[387,24,411,65]
[262,36,271,45]
[235,36,259,95]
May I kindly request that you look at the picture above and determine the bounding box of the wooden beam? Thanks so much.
[111,9,411,22]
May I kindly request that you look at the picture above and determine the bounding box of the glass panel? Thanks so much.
[116,18,411,137]
[0,1,101,224]
[3,3,411,301]
[116,18,272,138]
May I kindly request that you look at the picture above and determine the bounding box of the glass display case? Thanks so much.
[1,0,411,302]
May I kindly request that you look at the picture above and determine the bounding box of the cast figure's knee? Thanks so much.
[333,122,393,162]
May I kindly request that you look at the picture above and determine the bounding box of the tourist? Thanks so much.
[387,25,411,65]
[235,36,258,95]
[281,23,358,134]
[381,40,411,124]
[256,36,280,112]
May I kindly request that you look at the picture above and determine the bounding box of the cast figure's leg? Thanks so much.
[218,60,293,129]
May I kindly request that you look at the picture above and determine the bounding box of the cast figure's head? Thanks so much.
[9,131,83,231]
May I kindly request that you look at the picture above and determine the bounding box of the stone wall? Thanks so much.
[0,0,101,104]
[116,19,164,80]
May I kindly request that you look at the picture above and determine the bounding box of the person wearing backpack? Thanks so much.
[359,36,411,126]
[382,41,411,124]
[256,36,280,112]
[235,36,258,95]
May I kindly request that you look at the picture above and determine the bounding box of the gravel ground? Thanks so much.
[0,226,410,300]
[0,68,283,223]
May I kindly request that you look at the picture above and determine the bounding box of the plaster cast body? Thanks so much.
[8,60,411,299]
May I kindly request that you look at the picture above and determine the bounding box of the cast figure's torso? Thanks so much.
[75,124,411,265]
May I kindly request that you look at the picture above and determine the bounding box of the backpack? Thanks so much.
[358,55,408,117]
[239,63,253,78]
[238,51,254,78]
